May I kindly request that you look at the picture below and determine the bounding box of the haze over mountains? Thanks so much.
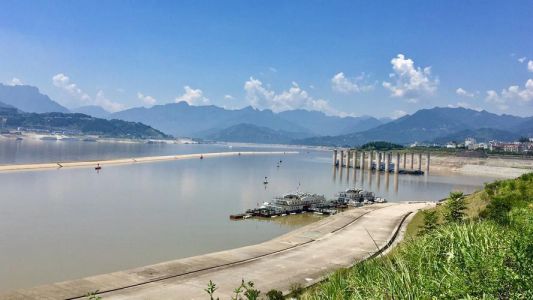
[0,83,531,145]
[299,107,533,146]
[111,102,383,138]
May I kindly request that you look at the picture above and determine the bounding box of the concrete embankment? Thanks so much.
[0,151,297,173]
[0,202,433,300]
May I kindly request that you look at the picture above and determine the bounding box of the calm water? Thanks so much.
[0,140,497,292]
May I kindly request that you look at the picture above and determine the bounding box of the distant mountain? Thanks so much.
[73,105,111,119]
[511,117,533,138]
[111,102,384,139]
[297,107,530,146]
[0,109,169,139]
[277,110,382,136]
[0,84,69,113]
[112,102,310,137]
[205,123,306,144]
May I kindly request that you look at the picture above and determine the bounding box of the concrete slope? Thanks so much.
[1,202,432,300]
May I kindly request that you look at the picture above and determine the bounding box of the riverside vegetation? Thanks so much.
[205,173,532,299]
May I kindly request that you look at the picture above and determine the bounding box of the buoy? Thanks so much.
[263,176,269,184]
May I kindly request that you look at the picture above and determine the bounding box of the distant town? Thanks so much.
[411,137,533,154]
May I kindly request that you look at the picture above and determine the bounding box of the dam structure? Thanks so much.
[333,149,430,175]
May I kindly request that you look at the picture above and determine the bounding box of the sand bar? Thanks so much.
[0,151,298,173]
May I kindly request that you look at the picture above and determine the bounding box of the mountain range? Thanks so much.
[0,83,530,145]
[110,102,383,138]
[298,107,533,146]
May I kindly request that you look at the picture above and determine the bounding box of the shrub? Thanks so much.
[444,191,466,223]
[266,289,284,300]
[419,209,438,235]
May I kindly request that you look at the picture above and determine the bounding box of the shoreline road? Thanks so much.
[0,202,433,300]
[0,151,297,173]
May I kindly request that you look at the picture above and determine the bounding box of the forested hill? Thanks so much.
[0,109,170,139]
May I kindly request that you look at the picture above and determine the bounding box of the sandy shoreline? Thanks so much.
[428,154,533,178]
[0,151,298,173]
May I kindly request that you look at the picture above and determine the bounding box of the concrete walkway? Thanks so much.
[0,202,432,300]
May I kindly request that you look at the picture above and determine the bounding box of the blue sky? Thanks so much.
[1,0,532,117]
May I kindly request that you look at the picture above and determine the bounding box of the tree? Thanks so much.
[444,191,466,223]
[419,209,439,235]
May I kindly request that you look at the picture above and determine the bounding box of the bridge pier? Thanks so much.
[395,152,400,174]
[426,152,430,173]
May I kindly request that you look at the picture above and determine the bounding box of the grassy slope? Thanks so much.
[302,173,533,299]
[405,191,488,238]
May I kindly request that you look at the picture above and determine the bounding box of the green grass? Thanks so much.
[303,173,533,300]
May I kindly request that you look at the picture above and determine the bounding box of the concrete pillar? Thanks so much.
[403,153,407,169]
[395,152,400,173]
[352,150,357,169]
[410,153,414,169]
[346,150,351,168]
[333,149,338,166]
[426,152,430,173]
[377,152,382,171]
[384,152,390,173]
[418,153,422,171]
[368,151,373,169]
[340,150,344,168]
[360,151,365,170]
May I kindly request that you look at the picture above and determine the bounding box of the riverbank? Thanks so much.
[301,173,533,299]
[0,151,298,173]
[0,202,432,299]
[429,154,533,178]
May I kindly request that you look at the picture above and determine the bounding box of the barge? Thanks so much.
[231,189,387,220]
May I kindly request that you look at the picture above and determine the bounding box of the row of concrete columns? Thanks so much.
[333,149,430,173]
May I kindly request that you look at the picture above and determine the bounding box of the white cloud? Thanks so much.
[528,60,533,72]
[244,77,340,115]
[6,77,23,86]
[501,79,533,102]
[331,72,374,94]
[52,73,91,103]
[52,73,124,112]
[95,90,125,112]
[382,54,438,101]
[456,87,474,98]
[391,110,407,119]
[485,79,533,110]
[175,86,209,105]
[518,57,527,63]
[137,92,157,106]
[268,67,278,73]
[447,101,482,111]
[224,94,234,100]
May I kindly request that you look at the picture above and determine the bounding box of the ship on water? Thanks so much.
[335,188,386,206]
[245,192,326,217]
[232,188,386,220]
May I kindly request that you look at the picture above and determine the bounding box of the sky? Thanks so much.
[0,0,532,118]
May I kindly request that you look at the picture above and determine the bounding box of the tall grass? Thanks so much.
[304,222,531,299]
